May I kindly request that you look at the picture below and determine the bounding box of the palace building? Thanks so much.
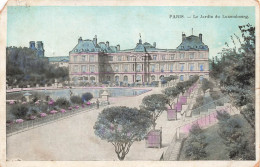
[69,33,209,85]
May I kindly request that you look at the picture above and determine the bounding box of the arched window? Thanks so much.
[90,76,95,83]
[160,75,164,80]
[136,75,141,82]
[151,75,156,81]
[115,76,119,82]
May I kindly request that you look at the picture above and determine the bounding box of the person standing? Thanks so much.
[96,98,100,109]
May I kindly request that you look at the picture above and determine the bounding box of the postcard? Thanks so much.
[0,0,259,167]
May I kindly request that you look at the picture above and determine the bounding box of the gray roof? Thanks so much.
[48,56,69,62]
[70,40,99,53]
[70,38,119,54]
[176,35,209,51]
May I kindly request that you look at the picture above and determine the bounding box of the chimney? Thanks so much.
[36,41,43,50]
[116,44,120,51]
[199,33,202,42]
[93,35,97,46]
[106,41,109,48]
[182,33,186,41]
[29,41,35,49]
[78,37,82,43]
[153,42,156,48]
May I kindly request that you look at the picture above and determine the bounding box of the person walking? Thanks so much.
[96,98,100,109]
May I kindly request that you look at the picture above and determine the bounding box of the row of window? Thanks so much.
[72,65,96,73]
[71,52,206,63]
[108,53,205,61]
[72,55,96,62]
[71,63,205,73]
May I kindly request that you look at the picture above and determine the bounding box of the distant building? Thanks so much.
[29,41,45,58]
[69,33,209,85]
[47,56,69,67]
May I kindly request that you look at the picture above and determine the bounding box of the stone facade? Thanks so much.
[69,33,209,85]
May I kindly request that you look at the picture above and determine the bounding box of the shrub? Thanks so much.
[70,95,83,104]
[55,97,70,108]
[81,92,93,102]
[192,95,204,109]
[184,124,207,160]
[11,104,29,119]
[210,91,220,100]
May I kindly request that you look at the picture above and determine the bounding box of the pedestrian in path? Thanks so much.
[96,98,100,109]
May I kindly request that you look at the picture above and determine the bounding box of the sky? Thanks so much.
[7,6,255,59]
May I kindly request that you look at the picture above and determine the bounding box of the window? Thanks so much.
[74,56,77,62]
[107,66,111,72]
[170,64,174,72]
[123,76,128,83]
[151,75,155,81]
[200,75,204,81]
[115,65,119,72]
[124,64,128,72]
[90,65,95,73]
[136,75,141,82]
[90,55,95,62]
[180,63,185,71]
[151,64,155,72]
[117,56,122,61]
[181,46,184,49]
[180,53,185,59]
[153,55,157,60]
[81,65,86,72]
[180,75,184,81]
[189,53,194,59]
[200,53,204,58]
[73,65,78,72]
[108,56,113,61]
[127,56,130,61]
[189,63,194,71]
[170,54,175,60]
[199,64,204,71]
[81,55,86,61]
[162,55,166,60]
[115,76,119,82]
[161,64,165,72]
[136,64,141,72]
[106,76,111,81]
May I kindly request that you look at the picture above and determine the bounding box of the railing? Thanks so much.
[191,96,230,116]
[163,96,235,160]
[6,103,108,137]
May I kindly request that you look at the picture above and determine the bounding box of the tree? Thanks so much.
[55,97,71,108]
[201,78,214,94]
[209,24,255,127]
[184,124,207,160]
[162,87,180,109]
[93,106,152,160]
[11,104,29,119]
[140,94,168,130]
[81,92,93,102]
[70,95,83,104]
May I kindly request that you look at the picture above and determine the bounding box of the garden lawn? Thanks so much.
[179,114,255,160]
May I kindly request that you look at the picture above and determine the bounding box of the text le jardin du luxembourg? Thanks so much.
[169,14,249,19]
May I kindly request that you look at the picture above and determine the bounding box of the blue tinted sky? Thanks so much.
[7,6,255,58]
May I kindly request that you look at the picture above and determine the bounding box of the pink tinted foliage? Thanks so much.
[60,109,66,113]
[50,110,58,114]
[15,119,24,123]
[40,113,47,117]
[68,107,73,110]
